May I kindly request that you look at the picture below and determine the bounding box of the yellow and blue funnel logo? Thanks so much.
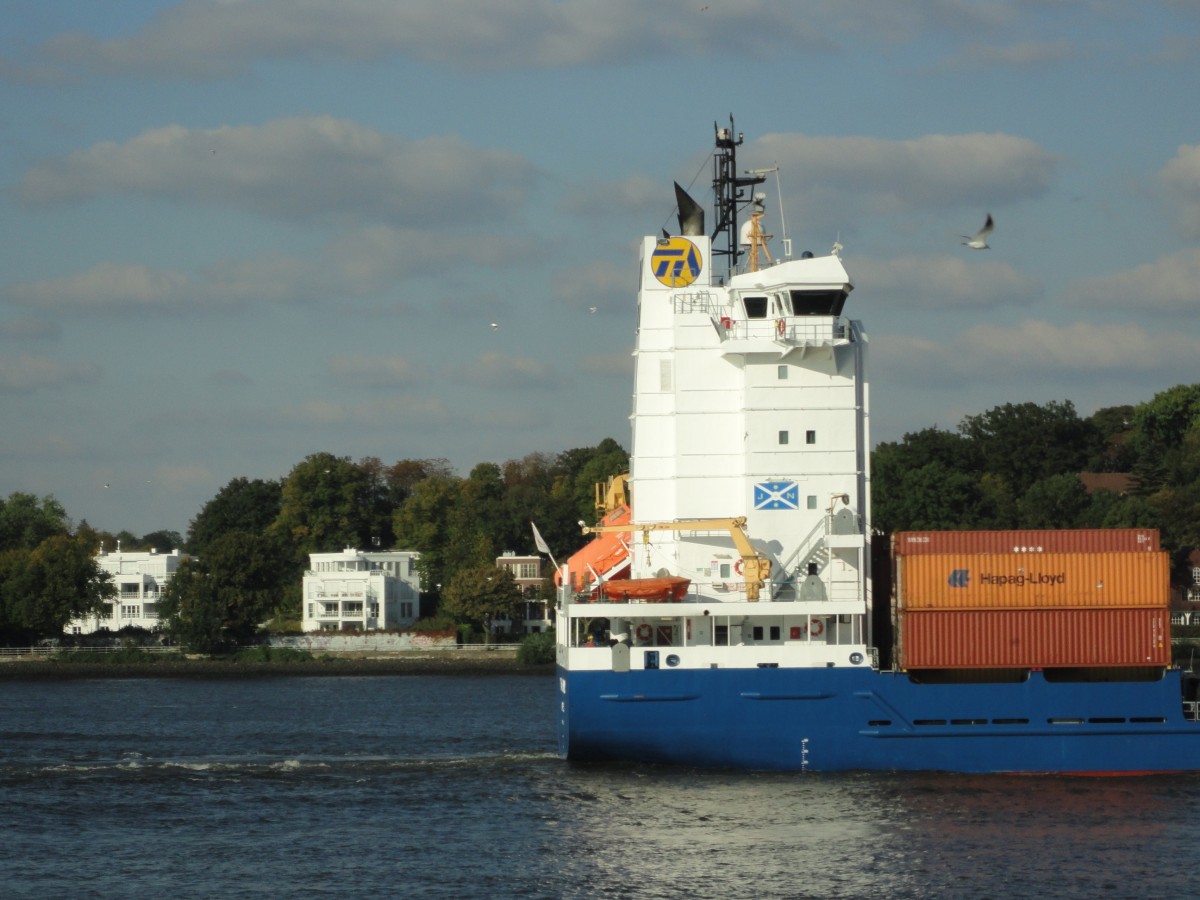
[650,237,703,287]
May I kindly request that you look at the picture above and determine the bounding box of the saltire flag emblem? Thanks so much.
[754,481,799,510]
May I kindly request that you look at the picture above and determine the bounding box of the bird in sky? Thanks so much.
[589,307,597,314]
[961,213,994,249]
[490,322,499,330]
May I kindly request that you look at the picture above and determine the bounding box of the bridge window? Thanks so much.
[789,289,847,316]
[742,296,768,318]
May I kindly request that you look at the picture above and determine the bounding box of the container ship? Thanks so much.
[552,119,1200,773]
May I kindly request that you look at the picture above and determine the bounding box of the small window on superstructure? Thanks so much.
[779,431,789,445]
[742,296,768,319]
[807,496,818,510]
[769,626,781,641]
[806,430,816,445]
[777,365,787,380]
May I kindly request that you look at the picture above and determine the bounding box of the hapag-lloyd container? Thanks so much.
[892,529,1160,556]
[898,607,1170,669]
[896,552,1169,609]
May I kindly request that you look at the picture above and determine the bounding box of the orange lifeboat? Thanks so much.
[601,576,691,602]
[556,504,632,591]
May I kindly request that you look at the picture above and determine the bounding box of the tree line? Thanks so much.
[872,384,1200,571]
[3,383,1200,648]
[0,439,629,648]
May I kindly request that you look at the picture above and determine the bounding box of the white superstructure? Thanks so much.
[557,122,873,675]
[628,233,870,605]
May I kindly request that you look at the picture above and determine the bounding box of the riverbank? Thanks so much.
[0,649,554,680]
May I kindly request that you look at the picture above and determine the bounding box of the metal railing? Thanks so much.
[0,646,181,656]
[0,643,522,657]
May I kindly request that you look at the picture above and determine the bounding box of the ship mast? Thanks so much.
[711,117,766,281]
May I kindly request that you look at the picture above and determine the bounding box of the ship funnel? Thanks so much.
[674,182,705,236]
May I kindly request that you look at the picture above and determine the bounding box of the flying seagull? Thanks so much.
[589,307,597,314]
[490,322,499,330]
[961,213,994,249]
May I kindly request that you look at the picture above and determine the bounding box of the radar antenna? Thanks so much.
[711,116,766,281]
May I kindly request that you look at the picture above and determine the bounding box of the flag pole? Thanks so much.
[530,521,559,572]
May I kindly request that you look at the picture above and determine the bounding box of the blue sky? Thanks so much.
[3,0,1200,538]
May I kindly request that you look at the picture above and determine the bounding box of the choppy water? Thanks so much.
[2,674,1196,899]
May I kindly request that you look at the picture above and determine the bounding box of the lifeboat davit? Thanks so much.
[601,576,691,602]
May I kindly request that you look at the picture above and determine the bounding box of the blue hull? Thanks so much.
[558,666,1200,773]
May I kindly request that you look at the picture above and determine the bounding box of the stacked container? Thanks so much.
[892,530,1170,670]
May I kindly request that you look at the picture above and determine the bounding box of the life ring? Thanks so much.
[734,558,744,575]
[776,318,786,337]
[635,623,653,642]
[810,619,824,637]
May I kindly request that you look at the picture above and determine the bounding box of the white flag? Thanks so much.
[531,521,552,555]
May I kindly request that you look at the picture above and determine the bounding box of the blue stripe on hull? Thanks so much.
[558,666,1200,773]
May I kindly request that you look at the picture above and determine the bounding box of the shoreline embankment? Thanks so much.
[0,649,554,680]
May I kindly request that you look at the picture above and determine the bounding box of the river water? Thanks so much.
[1,674,1195,899]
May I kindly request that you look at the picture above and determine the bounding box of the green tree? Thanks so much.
[0,493,70,552]
[140,530,185,552]
[272,453,378,556]
[158,559,227,653]
[1130,384,1200,493]
[188,477,282,555]
[393,472,464,601]
[445,463,507,573]
[1087,404,1137,472]
[959,400,1099,496]
[1017,474,1092,529]
[159,530,289,651]
[0,533,114,641]
[440,565,523,640]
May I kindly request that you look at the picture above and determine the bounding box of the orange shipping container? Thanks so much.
[896,552,1168,610]
[892,529,1160,556]
[898,607,1170,669]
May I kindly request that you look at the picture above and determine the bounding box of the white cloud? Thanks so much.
[751,132,1057,220]
[551,260,629,309]
[328,354,425,388]
[1160,144,1200,238]
[1062,248,1200,313]
[0,318,60,340]
[284,395,449,426]
[462,351,556,389]
[932,39,1078,72]
[5,226,535,313]
[17,117,538,226]
[853,254,1042,309]
[0,353,101,393]
[877,319,1200,385]
[18,0,848,79]
[578,352,633,378]
[7,263,194,312]
[152,463,216,491]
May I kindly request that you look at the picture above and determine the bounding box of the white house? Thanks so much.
[66,546,184,635]
[302,548,421,632]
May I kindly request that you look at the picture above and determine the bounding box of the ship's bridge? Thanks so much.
[699,252,856,355]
